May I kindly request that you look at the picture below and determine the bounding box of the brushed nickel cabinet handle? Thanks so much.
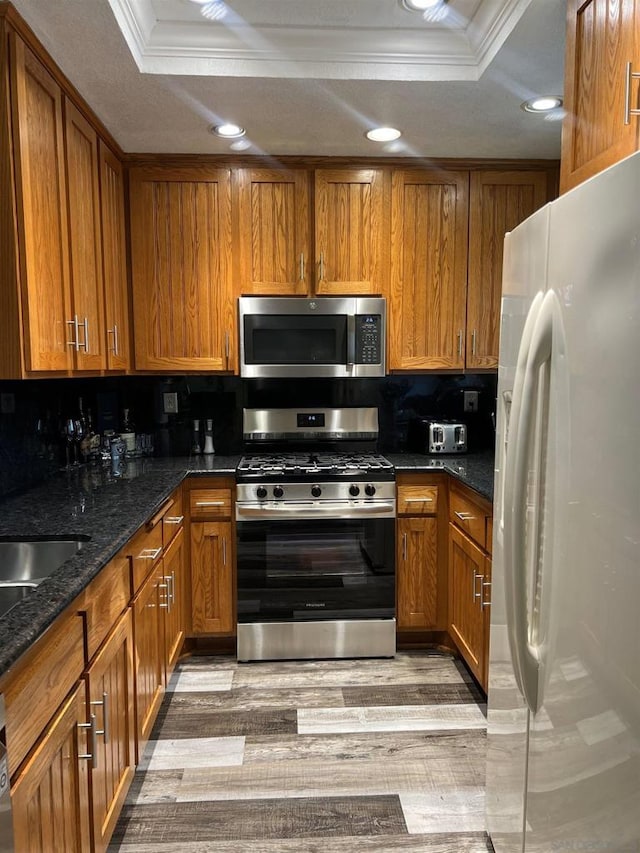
[402,532,407,561]
[91,692,109,743]
[404,497,433,503]
[455,511,475,521]
[319,251,325,281]
[196,501,225,507]
[482,580,492,608]
[474,572,484,602]
[471,329,477,356]
[624,61,640,125]
[225,330,230,360]
[165,515,184,525]
[457,329,463,356]
[107,324,119,355]
[158,580,170,608]
[300,253,305,281]
[140,547,162,560]
[67,316,80,350]
[222,538,227,566]
[78,713,98,768]
[78,317,89,352]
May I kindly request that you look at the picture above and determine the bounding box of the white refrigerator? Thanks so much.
[486,150,640,853]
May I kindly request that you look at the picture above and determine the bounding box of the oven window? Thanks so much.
[236,517,395,623]
[244,315,347,365]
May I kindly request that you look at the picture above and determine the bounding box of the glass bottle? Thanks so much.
[203,419,215,455]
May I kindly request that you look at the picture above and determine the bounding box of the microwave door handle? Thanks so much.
[346,315,356,368]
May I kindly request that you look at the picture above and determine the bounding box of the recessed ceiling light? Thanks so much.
[230,139,252,151]
[401,0,442,10]
[366,127,402,142]
[210,123,246,139]
[521,96,563,113]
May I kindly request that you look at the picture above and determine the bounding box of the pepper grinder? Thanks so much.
[191,419,201,455]
[203,419,215,455]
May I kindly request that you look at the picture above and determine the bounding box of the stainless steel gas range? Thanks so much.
[235,407,396,662]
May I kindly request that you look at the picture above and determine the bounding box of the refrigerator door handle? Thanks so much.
[503,290,544,703]
[507,290,564,713]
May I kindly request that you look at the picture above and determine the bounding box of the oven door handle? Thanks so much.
[236,500,396,520]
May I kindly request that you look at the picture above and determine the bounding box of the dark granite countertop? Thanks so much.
[386,450,495,503]
[0,455,240,679]
[0,448,493,681]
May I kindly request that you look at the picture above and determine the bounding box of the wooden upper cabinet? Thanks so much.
[236,168,310,295]
[129,166,235,372]
[560,0,640,193]
[467,171,548,369]
[389,169,469,370]
[314,168,388,295]
[99,142,130,371]
[63,98,106,371]
[8,32,72,373]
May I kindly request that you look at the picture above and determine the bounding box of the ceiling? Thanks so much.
[9,0,565,158]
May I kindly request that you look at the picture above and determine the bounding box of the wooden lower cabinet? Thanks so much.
[396,517,438,629]
[84,609,135,853]
[448,523,491,688]
[191,521,234,634]
[162,527,186,676]
[11,683,91,853]
[132,564,164,755]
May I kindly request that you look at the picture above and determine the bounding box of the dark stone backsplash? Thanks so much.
[0,373,496,498]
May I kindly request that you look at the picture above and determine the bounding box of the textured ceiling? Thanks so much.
[9,0,565,158]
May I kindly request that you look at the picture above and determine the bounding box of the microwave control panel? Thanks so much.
[355,315,382,364]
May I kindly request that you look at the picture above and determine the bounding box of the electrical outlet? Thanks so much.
[163,392,178,414]
[463,390,479,413]
[0,393,15,414]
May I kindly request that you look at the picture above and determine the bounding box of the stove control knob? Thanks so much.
[365,483,376,497]
[256,486,267,499]
[273,486,284,498]
[349,484,360,497]
[311,485,322,498]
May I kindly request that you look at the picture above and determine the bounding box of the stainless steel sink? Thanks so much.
[0,538,87,618]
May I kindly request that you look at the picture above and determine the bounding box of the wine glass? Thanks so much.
[72,417,85,465]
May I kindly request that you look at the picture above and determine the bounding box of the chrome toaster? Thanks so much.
[408,418,468,454]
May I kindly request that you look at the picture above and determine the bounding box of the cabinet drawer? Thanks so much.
[190,489,232,520]
[126,522,163,593]
[80,554,131,661]
[449,490,488,549]
[4,610,85,777]
[397,485,438,515]
[163,491,184,548]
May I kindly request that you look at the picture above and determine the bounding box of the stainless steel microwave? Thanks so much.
[238,297,386,378]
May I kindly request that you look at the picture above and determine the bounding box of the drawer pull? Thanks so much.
[195,500,226,507]
[455,511,475,521]
[482,580,492,608]
[624,61,640,125]
[165,515,184,525]
[402,532,407,561]
[139,547,162,560]
[404,497,433,503]
[222,538,227,566]
[158,580,170,608]
[473,571,484,603]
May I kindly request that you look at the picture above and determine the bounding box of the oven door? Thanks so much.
[236,514,395,624]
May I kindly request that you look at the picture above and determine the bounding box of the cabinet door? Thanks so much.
[84,609,135,853]
[129,167,234,371]
[11,684,91,853]
[99,142,130,371]
[467,171,548,368]
[389,170,469,370]
[64,98,106,371]
[448,523,487,686]
[315,168,388,295]
[560,0,639,192]
[132,566,164,754]
[237,168,310,295]
[191,521,234,634]
[9,33,72,372]
[162,526,185,679]
[396,516,438,630]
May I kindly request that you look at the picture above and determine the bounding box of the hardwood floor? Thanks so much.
[109,652,492,852]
